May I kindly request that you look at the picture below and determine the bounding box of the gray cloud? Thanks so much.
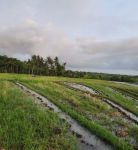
[75,38,138,71]
[0,20,74,57]
[0,20,138,75]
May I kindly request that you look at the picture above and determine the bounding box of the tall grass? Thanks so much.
[0,80,76,150]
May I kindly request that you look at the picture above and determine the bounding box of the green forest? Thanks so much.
[0,55,66,76]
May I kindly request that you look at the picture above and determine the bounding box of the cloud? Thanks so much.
[75,38,138,70]
[0,20,74,57]
[0,20,138,75]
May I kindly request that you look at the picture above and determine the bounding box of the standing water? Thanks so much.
[16,82,112,150]
[64,82,138,124]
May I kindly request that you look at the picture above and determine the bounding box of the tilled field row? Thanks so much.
[64,82,138,124]
[16,82,112,150]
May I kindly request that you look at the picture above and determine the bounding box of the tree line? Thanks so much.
[0,55,66,76]
[0,54,137,83]
[64,71,137,83]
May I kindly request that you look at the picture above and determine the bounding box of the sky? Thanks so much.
[0,0,138,75]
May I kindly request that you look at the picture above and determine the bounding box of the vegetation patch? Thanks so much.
[18,78,135,149]
[0,80,76,150]
[0,74,138,150]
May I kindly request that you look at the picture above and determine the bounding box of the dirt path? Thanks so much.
[16,82,112,150]
[64,82,138,124]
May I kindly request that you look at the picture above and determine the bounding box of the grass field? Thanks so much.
[0,79,76,150]
[0,73,138,150]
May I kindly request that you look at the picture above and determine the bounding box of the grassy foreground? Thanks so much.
[18,79,135,150]
[0,80,76,150]
[0,73,138,150]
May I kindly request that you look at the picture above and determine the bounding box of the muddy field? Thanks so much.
[0,74,138,150]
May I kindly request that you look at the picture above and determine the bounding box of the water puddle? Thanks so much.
[64,82,98,95]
